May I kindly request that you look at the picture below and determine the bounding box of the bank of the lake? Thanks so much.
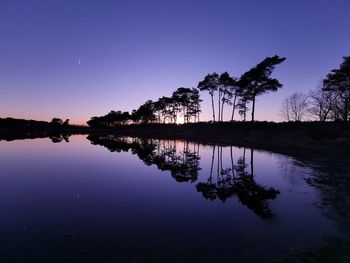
[1,119,349,161]
[87,122,350,160]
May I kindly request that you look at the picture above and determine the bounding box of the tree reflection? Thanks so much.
[88,135,200,182]
[196,146,280,218]
[87,135,280,218]
[49,133,70,143]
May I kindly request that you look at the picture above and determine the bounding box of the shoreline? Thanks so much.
[1,121,349,161]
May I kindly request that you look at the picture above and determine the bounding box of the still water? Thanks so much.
[0,135,349,262]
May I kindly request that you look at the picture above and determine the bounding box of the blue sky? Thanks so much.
[0,0,349,123]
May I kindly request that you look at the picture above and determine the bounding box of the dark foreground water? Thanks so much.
[0,135,349,262]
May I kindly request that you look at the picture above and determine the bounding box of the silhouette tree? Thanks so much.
[236,95,249,122]
[62,119,70,126]
[323,56,350,122]
[160,97,176,123]
[309,84,336,121]
[218,72,236,121]
[153,97,168,123]
[197,73,219,122]
[238,55,286,122]
[172,87,202,123]
[229,78,240,121]
[167,96,181,123]
[51,118,63,126]
[188,88,202,122]
[86,56,286,125]
[133,100,156,124]
[87,110,133,127]
[280,97,291,121]
[172,87,192,123]
[87,116,99,127]
[280,92,309,121]
[87,85,201,126]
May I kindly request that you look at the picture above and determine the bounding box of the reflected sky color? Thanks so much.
[0,0,350,124]
[0,135,341,262]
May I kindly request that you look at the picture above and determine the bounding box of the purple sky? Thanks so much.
[1,0,349,124]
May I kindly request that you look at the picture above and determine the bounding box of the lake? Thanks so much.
[0,134,349,262]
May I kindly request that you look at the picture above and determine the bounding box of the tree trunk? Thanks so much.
[250,148,254,177]
[221,100,225,122]
[218,91,221,122]
[231,94,237,121]
[197,107,200,123]
[251,96,256,122]
[211,94,216,122]
[220,146,223,174]
[209,145,215,183]
[183,106,186,123]
[244,104,247,122]
[221,88,228,122]
[217,144,220,182]
[230,146,235,178]
[243,147,246,166]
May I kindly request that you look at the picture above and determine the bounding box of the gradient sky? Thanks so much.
[1,0,349,124]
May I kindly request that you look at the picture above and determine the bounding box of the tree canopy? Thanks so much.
[87,87,201,127]
[87,55,289,125]
[238,55,286,122]
[323,56,350,122]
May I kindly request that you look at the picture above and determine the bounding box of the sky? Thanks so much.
[0,0,349,124]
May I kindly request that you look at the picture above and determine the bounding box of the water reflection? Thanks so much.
[49,133,70,143]
[87,135,279,218]
[1,134,348,262]
[197,146,279,218]
[88,135,201,182]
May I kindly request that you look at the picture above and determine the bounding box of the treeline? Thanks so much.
[198,55,285,122]
[0,117,49,129]
[280,56,350,122]
[0,117,71,131]
[87,55,286,127]
[0,117,73,141]
[89,55,350,126]
[87,87,201,127]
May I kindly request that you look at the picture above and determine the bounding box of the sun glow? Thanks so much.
[175,119,184,125]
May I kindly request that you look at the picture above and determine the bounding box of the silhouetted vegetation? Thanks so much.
[2,116,350,161]
[323,56,350,122]
[280,92,309,121]
[237,55,286,122]
[280,56,350,123]
[0,117,80,141]
[196,146,279,218]
[3,56,350,161]
[88,136,201,182]
[87,87,202,127]
[88,55,285,127]
[197,56,286,122]
[87,135,279,217]
[197,72,220,122]
[308,84,337,122]
[0,117,71,130]
[49,134,70,143]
